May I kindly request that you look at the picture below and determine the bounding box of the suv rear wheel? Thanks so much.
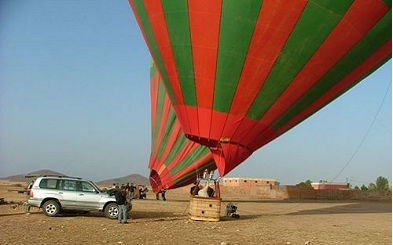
[42,200,60,217]
[104,203,118,219]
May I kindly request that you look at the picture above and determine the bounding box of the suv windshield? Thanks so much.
[88,181,102,192]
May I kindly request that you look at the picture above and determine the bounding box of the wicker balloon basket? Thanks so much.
[189,196,222,222]
[189,170,222,221]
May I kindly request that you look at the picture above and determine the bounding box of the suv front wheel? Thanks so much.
[42,200,61,217]
[104,203,118,219]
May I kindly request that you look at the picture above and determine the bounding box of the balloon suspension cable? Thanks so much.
[331,80,392,182]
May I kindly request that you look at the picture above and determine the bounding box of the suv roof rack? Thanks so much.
[43,175,84,180]
[42,175,69,177]
[24,174,70,178]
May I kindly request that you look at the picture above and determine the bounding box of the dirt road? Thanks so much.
[0,183,391,245]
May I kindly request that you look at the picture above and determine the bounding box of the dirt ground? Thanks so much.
[0,181,391,245]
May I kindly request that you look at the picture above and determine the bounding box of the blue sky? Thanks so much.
[1,1,391,187]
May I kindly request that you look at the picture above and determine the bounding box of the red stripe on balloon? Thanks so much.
[229,0,307,116]
[142,1,185,108]
[170,153,215,182]
[149,73,158,168]
[156,120,183,166]
[260,0,388,128]
[150,68,160,144]
[188,0,222,141]
[277,39,392,141]
[224,0,307,145]
[249,39,392,152]
[151,92,173,163]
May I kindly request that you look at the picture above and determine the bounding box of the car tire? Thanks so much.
[104,203,118,219]
[42,200,60,217]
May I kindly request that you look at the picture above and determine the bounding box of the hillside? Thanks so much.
[0,169,65,183]
[0,170,150,187]
[96,174,150,187]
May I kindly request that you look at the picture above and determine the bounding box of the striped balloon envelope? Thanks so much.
[130,0,392,176]
[149,61,216,192]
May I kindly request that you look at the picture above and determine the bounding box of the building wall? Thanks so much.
[223,177,279,190]
[311,182,348,190]
[282,186,391,201]
[169,184,391,201]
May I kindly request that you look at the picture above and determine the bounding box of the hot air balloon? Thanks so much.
[149,61,216,192]
[130,0,392,176]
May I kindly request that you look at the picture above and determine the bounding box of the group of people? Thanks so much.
[190,180,215,197]
[138,186,148,199]
[113,182,167,223]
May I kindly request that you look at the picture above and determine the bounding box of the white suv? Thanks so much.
[28,175,119,219]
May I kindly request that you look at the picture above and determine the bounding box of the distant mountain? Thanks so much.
[96,174,150,187]
[0,170,150,187]
[0,169,66,183]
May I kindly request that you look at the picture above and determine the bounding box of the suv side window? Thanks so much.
[39,178,59,189]
[78,181,96,192]
[62,180,77,191]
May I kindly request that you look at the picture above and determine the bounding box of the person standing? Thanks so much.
[129,183,135,199]
[161,189,166,201]
[25,180,34,214]
[190,181,200,196]
[115,186,128,224]
[126,186,133,216]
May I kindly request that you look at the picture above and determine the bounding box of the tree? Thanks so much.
[360,185,368,191]
[376,176,390,190]
[297,179,312,188]
[368,183,377,190]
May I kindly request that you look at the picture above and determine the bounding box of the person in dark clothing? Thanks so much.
[115,187,128,224]
[128,183,135,199]
[161,189,166,201]
[207,186,215,197]
[190,181,201,196]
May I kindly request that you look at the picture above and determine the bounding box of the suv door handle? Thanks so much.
[58,192,63,194]
[79,194,84,196]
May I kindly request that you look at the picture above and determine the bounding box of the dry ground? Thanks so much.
[0,181,391,245]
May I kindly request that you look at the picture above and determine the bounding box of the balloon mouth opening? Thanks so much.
[185,134,253,152]
[149,170,162,193]
[185,134,220,148]
[184,134,254,176]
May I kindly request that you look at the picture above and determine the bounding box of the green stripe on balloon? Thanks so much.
[247,0,353,120]
[131,1,177,104]
[162,1,196,106]
[273,10,392,130]
[170,145,211,175]
[214,0,263,113]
